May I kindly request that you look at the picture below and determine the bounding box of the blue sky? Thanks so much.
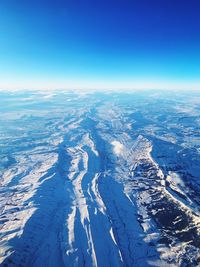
[0,0,200,90]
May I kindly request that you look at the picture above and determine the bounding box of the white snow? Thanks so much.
[111,141,124,156]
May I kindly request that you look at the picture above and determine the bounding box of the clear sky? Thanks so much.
[0,0,200,90]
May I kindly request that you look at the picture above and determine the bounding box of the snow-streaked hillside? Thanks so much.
[0,90,200,267]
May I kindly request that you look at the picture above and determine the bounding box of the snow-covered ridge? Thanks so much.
[0,91,199,267]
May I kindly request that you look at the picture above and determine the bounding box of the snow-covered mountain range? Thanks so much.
[0,90,199,267]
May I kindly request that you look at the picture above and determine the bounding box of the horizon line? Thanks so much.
[0,79,200,92]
